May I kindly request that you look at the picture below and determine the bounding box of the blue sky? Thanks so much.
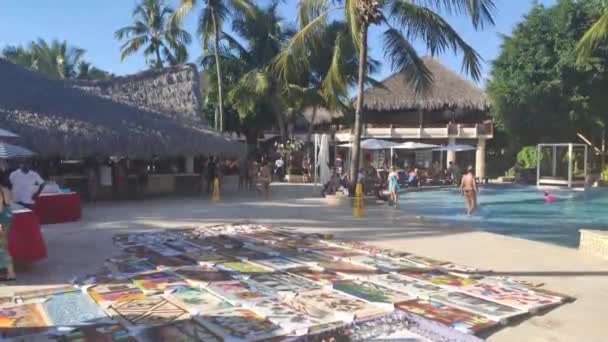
[0,0,555,84]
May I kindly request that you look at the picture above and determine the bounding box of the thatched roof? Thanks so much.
[362,57,489,113]
[0,58,245,158]
[301,106,344,125]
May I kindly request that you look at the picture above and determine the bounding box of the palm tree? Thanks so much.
[276,0,495,185]
[173,0,254,132]
[115,0,192,69]
[576,1,608,63]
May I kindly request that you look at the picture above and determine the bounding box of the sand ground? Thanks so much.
[2,184,607,342]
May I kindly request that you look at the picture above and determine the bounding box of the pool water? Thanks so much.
[400,186,608,248]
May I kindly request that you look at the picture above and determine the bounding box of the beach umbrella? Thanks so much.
[433,144,477,152]
[0,128,18,139]
[0,142,36,159]
[393,142,439,150]
[339,139,400,150]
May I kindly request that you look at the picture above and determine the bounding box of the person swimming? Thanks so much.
[544,191,556,203]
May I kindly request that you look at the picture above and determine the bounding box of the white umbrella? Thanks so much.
[433,144,477,152]
[339,139,399,150]
[393,142,439,150]
[0,128,18,139]
[0,142,35,159]
[318,134,331,185]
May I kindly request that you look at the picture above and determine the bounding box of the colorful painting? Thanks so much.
[399,270,477,288]
[398,254,449,268]
[14,286,79,303]
[396,299,496,334]
[147,254,197,268]
[349,255,422,271]
[286,290,390,323]
[165,286,233,314]
[88,282,144,308]
[206,281,269,304]
[42,292,108,326]
[332,280,413,305]
[457,282,563,312]
[182,250,234,266]
[242,243,281,256]
[106,257,157,277]
[248,297,329,335]
[52,323,137,342]
[312,246,364,259]
[131,271,187,295]
[284,251,334,266]
[109,297,189,326]
[432,291,526,322]
[247,272,320,295]
[317,260,376,275]
[173,265,233,285]
[164,240,202,253]
[251,257,303,271]
[218,247,269,261]
[196,308,284,341]
[215,261,272,274]
[0,303,50,328]
[137,319,221,342]
[365,273,443,299]
[288,267,346,285]
[324,314,431,342]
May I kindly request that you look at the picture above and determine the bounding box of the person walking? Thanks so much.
[9,163,45,210]
[387,167,399,207]
[460,165,477,216]
[0,183,15,281]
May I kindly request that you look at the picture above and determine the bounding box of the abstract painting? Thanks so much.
[247,272,320,295]
[137,319,221,342]
[287,267,346,285]
[206,281,269,304]
[131,271,187,295]
[88,282,144,308]
[396,299,496,334]
[248,297,329,335]
[215,261,271,274]
[42,292,108,326]
[332,280,413,305]
[399,270,476,288]
[165,286,233,314]
[365,273,443,299]
[431,291,526,322]
[52,323,137,342]
[197,308,284,341]
[109,297,189,326]
[173,265,233,285]
[457,282,562,312]
[0,303,50,328]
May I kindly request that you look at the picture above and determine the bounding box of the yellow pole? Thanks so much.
[352,182,364,217]
[212,177,220,202]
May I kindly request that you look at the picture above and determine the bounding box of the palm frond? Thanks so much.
[408,0,496,28]
[576,13,608,64]
[120,36,149,61]
[320,33,348,109]
[172,0,197,25]
[383,27,432,93]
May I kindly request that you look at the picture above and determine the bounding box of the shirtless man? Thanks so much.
[460,165,477,216]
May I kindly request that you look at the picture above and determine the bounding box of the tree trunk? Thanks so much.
[211,7,225,132]
[306,106,318,143]
[602,128,606,178]
[155,46,163,69]
[270,100,287,142]
[349,24,369,186]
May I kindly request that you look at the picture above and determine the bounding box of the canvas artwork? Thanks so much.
[51,323,137,342]
[396,299,496,334]
[320,240,384,256]
[88,282,145,308]
[136,319,221,342]
[251,257,303,271]
[399,270,477,288]
[365,273,443,299]
[247,297,330,335]
[218,248,269,261]
[439,263,486,278]
[287,267,346,285]
[432,291,526,322]
[165,286,233,314]
[457,282,563,312]
[147,254,198,268]
[0,303,50,328]
[131,271,188,295]
[173,265,233,285]
[121,245,156,258]
[332,280,414,306]
[247,272,321,295]
[109,297,189,326]
[106,257,157,277]
[206,281,269,304]
[242,243,282,256]
[310,246,364,259]
[42,292,108,327]
[215,261,272,274]
[182,250,235,266]
[316,260,377,275]
[14,286,79,304]
[398,254,449,268]
[349,255,422,272]
[286,290,390,323]
[197,308,284,341]
[323,314,431,342]
[164,239,202,253]
[284,251,335,267]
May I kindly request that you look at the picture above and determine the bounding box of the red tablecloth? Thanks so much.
[34,192,82,224]
[8,209,47,263]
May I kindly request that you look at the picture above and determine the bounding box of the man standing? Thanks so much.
[460,165,477,216]
[9,163,45,210]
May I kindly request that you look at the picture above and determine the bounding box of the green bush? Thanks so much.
[505,167,515,177]
[516,146,540,168]
[602,166,608,181]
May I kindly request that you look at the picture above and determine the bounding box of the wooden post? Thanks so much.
[568,144,573,188]
[537,144,541,187]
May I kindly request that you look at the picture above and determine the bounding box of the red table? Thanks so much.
[8,209,47,263]
[34,192,82,224]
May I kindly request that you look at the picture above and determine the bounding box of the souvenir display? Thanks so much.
[131,271,187,295]
[457,282,562,312]
[348,255,422,272]
[173,265,234,285]
[283,251,335,267]
[215,261,272,274]
[106,257,157,278]
[400,270,477,288]
[288,267,346,285]
[365,273,443,299]
[42,292,108,327]
[247,272,321,295]
[248,297,332,335]
[206,281,270,304]
[316,260,376,275]
[136,319,221,342]
[196,308,284,341]
[251,257,303,271]
[14,286,79,304]
[109,297,189,326]
[396,299,496,334]
[332,280,414,307]
[88,282,144,308]
[165,286,233,314]
[52,323,137,342]
[0,303,50,328]
[432,291,526,322]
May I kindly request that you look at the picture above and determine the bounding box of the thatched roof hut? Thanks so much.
[362,57,489,125]
[0,59,245,158]
[301,106,344,125]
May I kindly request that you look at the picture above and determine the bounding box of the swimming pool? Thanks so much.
[400,186,608,248]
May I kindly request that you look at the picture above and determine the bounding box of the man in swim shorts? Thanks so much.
[460,165,477,216]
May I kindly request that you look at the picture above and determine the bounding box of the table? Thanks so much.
[34,192,82,224]
[8,209,47,263]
